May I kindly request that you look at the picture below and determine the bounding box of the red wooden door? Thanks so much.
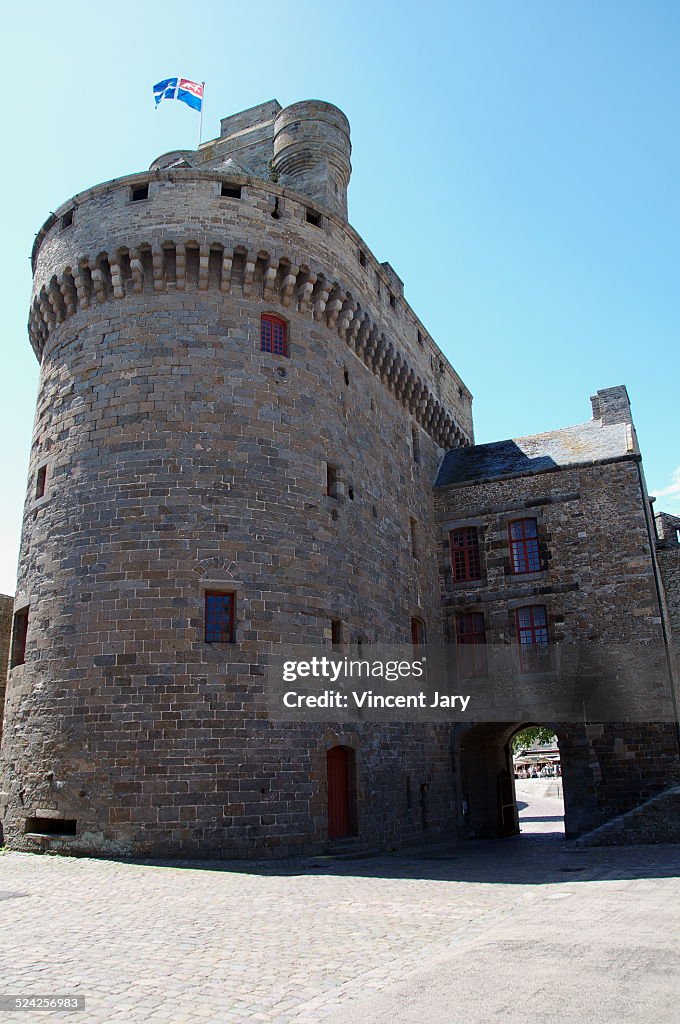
[327,747,351,839]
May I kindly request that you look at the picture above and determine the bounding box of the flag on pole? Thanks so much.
[153,78,204,112]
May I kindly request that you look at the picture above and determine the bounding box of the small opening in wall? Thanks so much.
[389,294,397,309]
[409,517,419,560]
[411,424,420,465]
[359,250,367,268]
[459,385,464,398]
[331,619,343,646]
[60,210,73,230]
[372,504,378,518]
[10,607,29,668]
[131,184,149,202]
[25,817,77,837]
[271,197,280,219]
[343,366,350,386]
[306,208,322,227]
[221,183,242,199]
[326,463,339,497]
[348,486,355,501]
[35,465,47,500]
[417,329,424,347]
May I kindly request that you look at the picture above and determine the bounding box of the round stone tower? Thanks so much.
[0,99,473,857]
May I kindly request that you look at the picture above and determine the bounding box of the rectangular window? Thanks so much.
[60,210,73,230]
[456,612,487,678]
[331,619,343,646]
[516,605,550,672]
[131,183,149,202]
[326,463,339,497]
[389,294,397,309]
[450,526,481,582]
[411,617,426,648]
[359,250,367,268]
[306,208,322,227]
[417,329,424,347]
[35,465,47,500]
[221,184,242,198]
[260,314,288,357]
[205,592,235,643]
[10,607,29,668]
[509,518,541,574]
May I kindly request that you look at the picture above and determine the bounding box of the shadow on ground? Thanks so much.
[91,831,680,887]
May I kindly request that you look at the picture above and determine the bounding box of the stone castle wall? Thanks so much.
[1,133,473,856]
[434,456,680,835]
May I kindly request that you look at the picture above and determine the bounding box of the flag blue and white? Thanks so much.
[153,78,204,112]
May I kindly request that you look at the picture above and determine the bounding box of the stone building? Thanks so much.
[0,98,678,856]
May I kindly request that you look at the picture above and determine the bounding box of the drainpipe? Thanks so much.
[635,458,680,754]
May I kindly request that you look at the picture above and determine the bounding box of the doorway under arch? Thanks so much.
[326,745,358,840]
[457,722,577,839]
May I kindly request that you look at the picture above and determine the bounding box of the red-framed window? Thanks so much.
[411,617,426,648]
[450,526,482,582]
[455,612,487,678]
[516,605,550,672]
[508,518,541,574]
[260,314,288,356]
[205,592,235,643]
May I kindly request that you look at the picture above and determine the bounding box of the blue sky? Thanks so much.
[1,1,678,593]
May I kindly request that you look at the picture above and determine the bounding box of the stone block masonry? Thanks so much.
[2,99,679,857]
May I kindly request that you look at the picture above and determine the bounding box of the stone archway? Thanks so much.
[456,722,600,839]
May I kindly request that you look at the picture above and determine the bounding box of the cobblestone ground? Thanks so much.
[1,811,679,1023]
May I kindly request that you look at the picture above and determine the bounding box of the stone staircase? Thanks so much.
[575,785,680,846]
[323,837,380,860]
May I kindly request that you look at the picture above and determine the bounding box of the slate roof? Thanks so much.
[435,419,636,488]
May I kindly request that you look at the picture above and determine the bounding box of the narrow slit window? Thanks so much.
[10,607,29,668]
[35,465,47,500]
[326,463,338,497]
[260,314,288,357]
[417,329,424,347]
[205,592,235,643]
[389,294,397,309]
[409,517,418,559]
[331,619,343,646]
[411,425,420,465]
[411,617,426,648]
[359,250,367,268]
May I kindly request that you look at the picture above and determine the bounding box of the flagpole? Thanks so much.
[198,82,205,149]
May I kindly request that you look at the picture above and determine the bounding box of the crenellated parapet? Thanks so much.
[29,236,470,451]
